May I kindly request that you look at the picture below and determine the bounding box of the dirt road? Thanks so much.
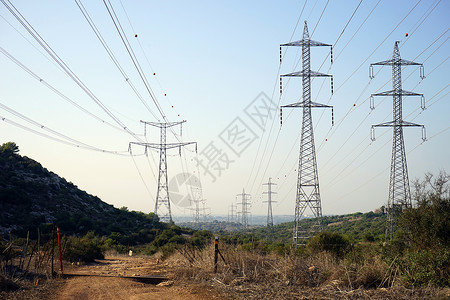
[53,256,226,300]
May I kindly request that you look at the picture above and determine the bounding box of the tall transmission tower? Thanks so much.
[369,41,426,240]
[236,189,251,228]
[263,178,277,241]
[279,21,333,246]
[129,120,196,223]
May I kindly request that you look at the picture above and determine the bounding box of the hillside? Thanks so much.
[181,211,386,245]
[0,142,162,240]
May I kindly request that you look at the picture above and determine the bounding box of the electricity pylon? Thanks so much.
[236,189,251,228]
[369,41,426,240]
[279,21,333,246]
[263,178,277,241]
[129,120,196,223]
[188,185,206,223]
[228,204,237,223]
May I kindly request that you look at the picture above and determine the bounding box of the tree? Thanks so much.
[0,142,19,155]
[399,171,450,249]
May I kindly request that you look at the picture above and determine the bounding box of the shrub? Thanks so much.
[399,248,450,287]
[399,171,450,250]
[307,232,350,258]
[64,233,104,263]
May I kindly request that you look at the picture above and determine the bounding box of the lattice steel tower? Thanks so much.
[130,121,196,223]
[280,21,333,246]
[263,178,277,241]
[228,204,237,223]
[369,41,426,240]
[263,178,277,227]
[236,189,251,228]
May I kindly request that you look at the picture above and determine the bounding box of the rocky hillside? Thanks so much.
[0,142,161,238]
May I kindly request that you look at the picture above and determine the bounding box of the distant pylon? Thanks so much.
[263,178,277,227]
[228,204,237,223]
[187,176,209,223]
[280,21,334,246]
[188,186,207,223]
[263,178,277,240]
[236,189,251,228]
[129,120,196,223]
[369,41,426,240]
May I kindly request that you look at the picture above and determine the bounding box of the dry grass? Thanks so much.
[167,244,446,299]
[0,276,65,300]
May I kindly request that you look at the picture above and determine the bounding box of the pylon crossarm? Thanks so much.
[165,142,196,150]
[282,101,332,109]
[282,102,304,108]
[399,121,424,127]
[370,60,392,67]
[281,39,331,47]
[372,90,423,97]
[281,70,332,77]
[310,102,332,108]
[370,59,422,67]
[129,141,154,147]
[372,121,395,128]
[398,59,422,66]
[371,121,424,140]
[141,120,185,128]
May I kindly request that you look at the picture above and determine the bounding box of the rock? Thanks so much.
[157,280,174,287]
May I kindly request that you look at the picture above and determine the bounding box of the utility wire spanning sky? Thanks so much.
[0,0,449,217]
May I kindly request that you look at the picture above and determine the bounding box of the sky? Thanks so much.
[0,0,449,219]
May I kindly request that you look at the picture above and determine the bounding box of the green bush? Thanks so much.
[160,243,176,260]
[399,248,450,287]
[307,232,350,258]
[64,232,104,262]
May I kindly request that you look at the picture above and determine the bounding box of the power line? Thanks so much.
[74,0,160,121]
[400,0,442,46]
[102,0,166,123]
[310,0,330,37]
[334,0,423,95]
[0,46,130,133]
[0,110,129,155]
[1,0,143,142]
[334,124,449,203]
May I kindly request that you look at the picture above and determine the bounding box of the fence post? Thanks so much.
[57,227,63,274]
[214,236,218,273]
[51,225,55,277]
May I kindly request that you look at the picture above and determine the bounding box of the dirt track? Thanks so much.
[53,256,226,300]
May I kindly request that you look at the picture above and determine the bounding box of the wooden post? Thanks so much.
[57,227,63,274]
[51,225,55,277]
[214,236,218,273]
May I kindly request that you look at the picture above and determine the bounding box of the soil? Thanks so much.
[52,255,228,300]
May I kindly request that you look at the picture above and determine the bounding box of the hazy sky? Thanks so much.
[1,0,449,219]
